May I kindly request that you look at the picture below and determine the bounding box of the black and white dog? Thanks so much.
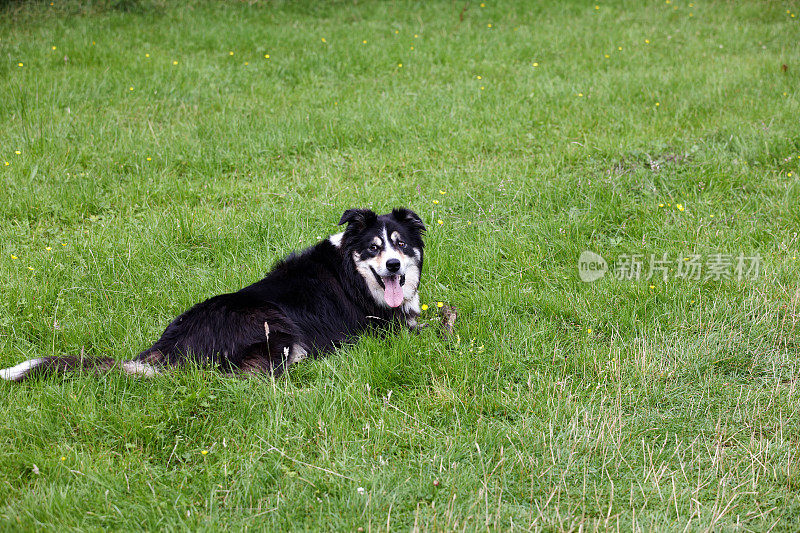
[0,208,425,382]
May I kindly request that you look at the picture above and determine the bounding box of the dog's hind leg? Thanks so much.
[286,344,308,366]
[236,342,275,376]
[234,341,308,378]
[121,360,160,377]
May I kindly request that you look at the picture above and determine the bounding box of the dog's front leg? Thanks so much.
[402,293,423,331]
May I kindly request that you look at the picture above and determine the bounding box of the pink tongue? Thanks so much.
[383,276,404,308]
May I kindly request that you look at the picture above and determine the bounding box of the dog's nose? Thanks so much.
[386,259,401,273]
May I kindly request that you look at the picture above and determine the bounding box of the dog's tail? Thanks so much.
[0,356,159,382]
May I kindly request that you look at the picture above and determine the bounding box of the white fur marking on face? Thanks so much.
[353,225,421,309]
[354,252,389,307]
[0,358,45,381]
[381,228,404,268]
[122,361,159,377]
[329,232,344,248]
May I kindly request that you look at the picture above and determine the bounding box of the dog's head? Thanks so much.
[334,208,425,309]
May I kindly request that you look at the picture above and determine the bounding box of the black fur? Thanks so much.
[1,208,425,381]
[141,208,425,375]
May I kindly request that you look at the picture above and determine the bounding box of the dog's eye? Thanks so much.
[368,244,379,252]
[396,240,407,249]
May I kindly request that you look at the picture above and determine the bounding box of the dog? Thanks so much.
[0,208,426,382]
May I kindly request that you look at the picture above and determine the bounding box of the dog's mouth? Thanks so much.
[370,267,406,308]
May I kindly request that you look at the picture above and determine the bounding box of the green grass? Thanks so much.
[1,0,800,530]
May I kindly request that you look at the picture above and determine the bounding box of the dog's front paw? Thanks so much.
[408,321,429,334]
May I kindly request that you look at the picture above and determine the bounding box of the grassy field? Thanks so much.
[1,0,800,530]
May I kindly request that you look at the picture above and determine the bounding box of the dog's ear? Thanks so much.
[338,208,377,230]
[391,208,426,234]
